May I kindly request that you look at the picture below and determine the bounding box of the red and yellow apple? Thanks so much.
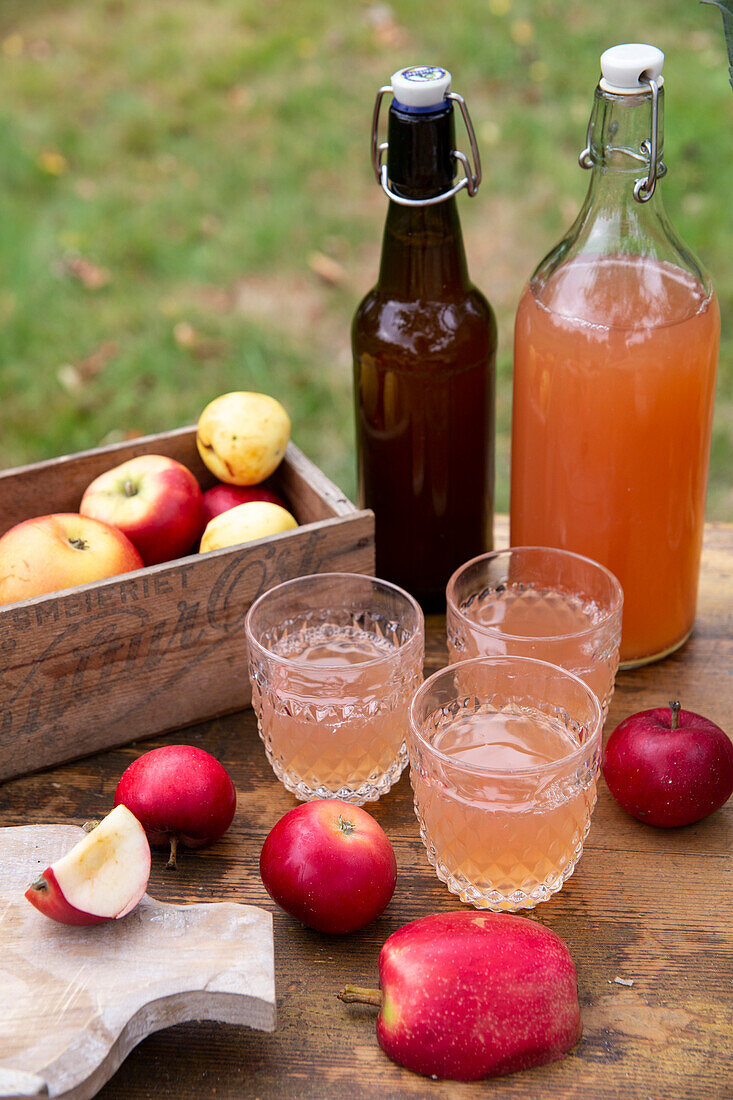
[80,454,204,566]
[201,483,287,528]
[25,805,151,926]
[196,391,291,486]
[0,513,143,606]
[199,500,297,553]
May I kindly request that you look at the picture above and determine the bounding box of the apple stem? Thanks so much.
[82,820,100,833]
[669,700,681,731]
[123,479,138,498]
[167,836,178,870]
[338,985,383,1008]
[337,814,355,837]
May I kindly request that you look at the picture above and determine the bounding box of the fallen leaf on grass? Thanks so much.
[38,150,68,176]
[62,255,112,290]
[57,341,118,393]
[173,321,228,360]
[307,251,348,287]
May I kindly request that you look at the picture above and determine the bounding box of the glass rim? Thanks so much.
[409,654,603,778]
[446,546,623,644]
[245,571,425,672]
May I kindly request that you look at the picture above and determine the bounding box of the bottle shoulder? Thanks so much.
[353,284,496,360]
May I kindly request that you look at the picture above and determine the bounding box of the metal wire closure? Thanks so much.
[370,86,482,207]
[579,75,666,202]
[632,75,664,202]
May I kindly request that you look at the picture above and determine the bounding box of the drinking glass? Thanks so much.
[246,573,424,804]
[446,547,623,717]
[408,655,603,911]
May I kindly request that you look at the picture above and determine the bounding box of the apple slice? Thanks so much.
[25,805,151,926]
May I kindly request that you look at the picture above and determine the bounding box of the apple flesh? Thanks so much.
[114,744,237,868]
[196,391,291,486]
[260,800,397,934]
[80,454,204,566]
[199,500,297,553]
[201,483,287,527]
[25,805,151,925]
[602,700,733,827]
[0,513,143,606]
[340,911,581,1080]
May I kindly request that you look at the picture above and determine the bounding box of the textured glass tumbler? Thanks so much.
[408,655,602,911]
[246,573,424,804]
[447,547,623,717]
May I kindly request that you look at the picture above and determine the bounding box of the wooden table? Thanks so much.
[2,522,731,1099]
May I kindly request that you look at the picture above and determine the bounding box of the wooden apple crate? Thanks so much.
[0,428,374,782]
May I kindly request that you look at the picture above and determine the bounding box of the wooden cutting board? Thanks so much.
[0,825,276,1100]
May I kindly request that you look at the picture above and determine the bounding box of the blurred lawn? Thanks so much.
[0,0,731,517]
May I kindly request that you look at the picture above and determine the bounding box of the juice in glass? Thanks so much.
[246,573,424,804]
[409,656,602,911]
[511,256,719,665]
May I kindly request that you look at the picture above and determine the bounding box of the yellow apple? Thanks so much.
[199,501,297,553]
[196,392,291,486]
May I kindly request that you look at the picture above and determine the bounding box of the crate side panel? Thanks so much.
[0,513,374,781]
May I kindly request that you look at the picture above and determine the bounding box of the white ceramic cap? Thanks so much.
[391,66,451,108]
[599,44,664,94]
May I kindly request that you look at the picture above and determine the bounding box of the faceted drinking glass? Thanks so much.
[446,547,623,717]
[408,655,603,911]
[246,572,424,804]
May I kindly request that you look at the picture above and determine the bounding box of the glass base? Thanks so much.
[619,627,693,670]
[417,814,593,913]
[262,740,409,806]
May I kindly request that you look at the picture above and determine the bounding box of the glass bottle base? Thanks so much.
[619,627,693,670]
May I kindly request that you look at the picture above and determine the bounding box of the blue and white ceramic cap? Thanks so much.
[391,66,452,111]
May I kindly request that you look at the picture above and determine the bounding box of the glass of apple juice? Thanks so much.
[246,573,424,804]
[447,547,623,718]
[408,655,603,911]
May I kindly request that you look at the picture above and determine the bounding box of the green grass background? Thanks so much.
[0,0,731,517]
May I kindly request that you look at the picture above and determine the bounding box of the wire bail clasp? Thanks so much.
[579,73,667,202]
[633,74,665,202]
[370,87,482,208]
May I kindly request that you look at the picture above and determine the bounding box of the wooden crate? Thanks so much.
[0,428,374,781]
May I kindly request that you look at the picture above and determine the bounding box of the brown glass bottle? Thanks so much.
[353,87,496,611]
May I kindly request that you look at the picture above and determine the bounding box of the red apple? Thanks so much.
[25,806,151,925]
[201,483,287,527]
[114,745,237,868]
[259,800,397,934]
[80,454,203,566]
[340,911,581,1080]
[602,700,733,827]
[0,513,143,606]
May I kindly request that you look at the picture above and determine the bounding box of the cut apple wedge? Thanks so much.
[25,805,151,926]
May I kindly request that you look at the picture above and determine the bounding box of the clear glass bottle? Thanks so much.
[353,67,497,612]
[510,45,720,667]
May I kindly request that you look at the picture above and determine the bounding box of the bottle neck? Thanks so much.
[377,101,470,297]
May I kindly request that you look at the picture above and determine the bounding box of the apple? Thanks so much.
[80,454,204,566]
[199,500,297,553]
[25,805,151,925]
[0,513,143,606]
[201,483,287,527]
[196,391,291,486]
[339,911,581,1080]
[259,800,397,934]
[602,699,733,827]
[114,744,237,868]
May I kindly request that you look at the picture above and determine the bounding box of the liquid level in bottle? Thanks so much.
[511,256,719,664]
[447,585,618,713]
[411,706,597,909]
[255,623,413,800]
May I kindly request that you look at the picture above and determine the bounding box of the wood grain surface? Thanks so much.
[0,825,275,1100]
[0,519,730,1100]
